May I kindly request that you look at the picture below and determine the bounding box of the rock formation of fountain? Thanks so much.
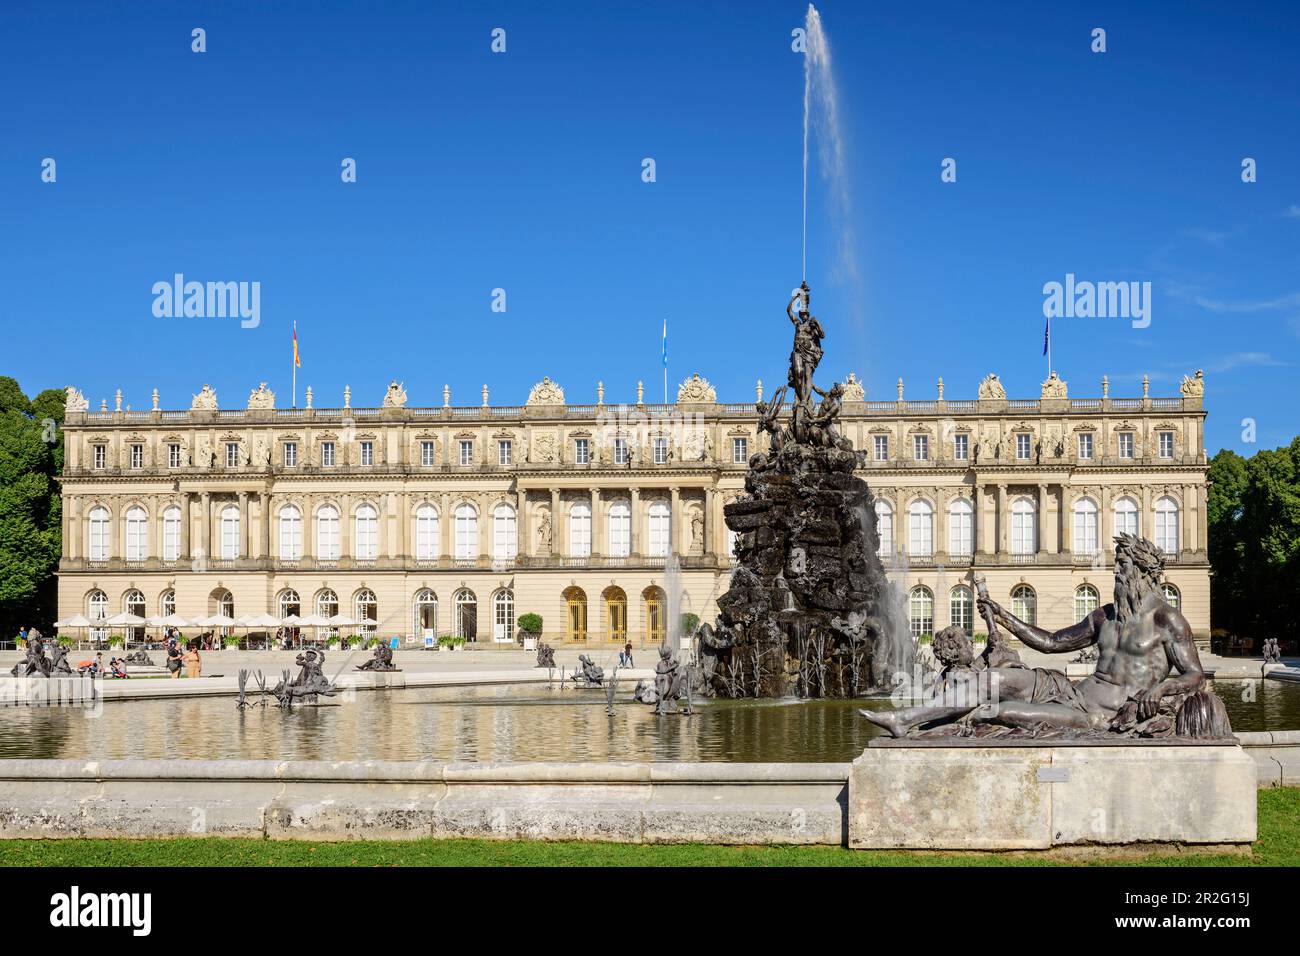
[695,284,914,698]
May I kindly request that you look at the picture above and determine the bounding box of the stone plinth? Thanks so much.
[848,740,1256,850]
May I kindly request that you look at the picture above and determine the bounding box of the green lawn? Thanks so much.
[2,788,1295,867]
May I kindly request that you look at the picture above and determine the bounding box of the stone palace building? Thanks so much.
[56,368,1211,649]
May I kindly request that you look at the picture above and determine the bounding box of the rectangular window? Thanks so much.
[953,434,968,461]
[1078,433,1093,460]
[574,438,589,465]
[732,437,748,463]
[1118,433,1134,458]
[1158,431,1174,458]
[1016,434,1031,460]
[459,440,473,466]
[163,512,180,562]
[653,438,668,464]
[93,445,107,469]
[614,439,629,465]
[226,443,239,467]
[420,441,435,467]
[498,440,512,466]
[360,441,374,466]
[168,444,181,468]
[321,442,335,467]
[913,435,929,461]
[129,444,143,469]
[283,442,298,467]
[874,436,889,461]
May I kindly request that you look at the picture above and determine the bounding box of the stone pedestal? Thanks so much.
[848,741,1256,850]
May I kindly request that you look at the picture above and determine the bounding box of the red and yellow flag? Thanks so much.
[293,322,301,368]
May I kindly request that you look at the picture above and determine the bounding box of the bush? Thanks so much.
[517,613,543,634]
[108,636,124,649]
[363,635,381,649]
[680,613,700,636]
[326,636,340,648]
[57,636,74,649]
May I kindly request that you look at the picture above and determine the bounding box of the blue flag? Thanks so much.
[1042,314,1050,356]
[662,318,668,367]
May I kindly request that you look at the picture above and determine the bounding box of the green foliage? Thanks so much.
[679,612,700,636]
[517,613,543,634]
[0,378,63,638]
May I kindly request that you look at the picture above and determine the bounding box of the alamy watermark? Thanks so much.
[1042,273,1151,329]
[152,274,260,328]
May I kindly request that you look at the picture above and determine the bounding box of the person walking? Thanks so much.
[166,640,183,678]
[183,640,202,679]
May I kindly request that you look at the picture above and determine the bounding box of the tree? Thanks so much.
[0,378,63,637]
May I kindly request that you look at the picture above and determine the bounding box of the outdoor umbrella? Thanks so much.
[54,613,93,649]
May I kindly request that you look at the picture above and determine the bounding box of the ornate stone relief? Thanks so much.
[1180,370,1205,397]
[1040,371,1068,399]
[977,373,1006,400]
[526,377,565,406]
[247,383,275,410]
[676,373,717,404]
[64,386,89,414]
[191,384,218,411]
[382,380,408,408]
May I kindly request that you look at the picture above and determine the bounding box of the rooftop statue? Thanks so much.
[977,373,1006,400]
[64,386,89,414]
[191,384,219,411]
[247,383,275,410]
[1181,369,1205,398]
[382,380,408,408]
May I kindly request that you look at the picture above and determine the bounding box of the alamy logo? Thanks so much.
[1042,273,1151,329]
[152,273,261,328]
[49,886,151,936]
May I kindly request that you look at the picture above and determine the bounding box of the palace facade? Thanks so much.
[55,368,1212,649]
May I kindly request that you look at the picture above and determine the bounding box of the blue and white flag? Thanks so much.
[662,318,668,367]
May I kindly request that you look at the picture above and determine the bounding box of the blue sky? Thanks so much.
[2,0,1297,453]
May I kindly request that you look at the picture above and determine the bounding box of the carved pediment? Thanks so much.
[382,380,408,408]
[1040,371,1068,399]
[191,384,218,410]
[842,372,865,402]
[64,386,89,413]
[247,383,275,409]
[977,373,1006,400]
[676,373,716,404]
[526,377,566,406]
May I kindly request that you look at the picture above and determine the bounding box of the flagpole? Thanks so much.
[292,321,297,409]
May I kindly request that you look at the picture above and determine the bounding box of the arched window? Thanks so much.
[453,588,477,641]
[124,506,147,561]
[948,498,973,558]
[1010,497,1036,555]
[1154,497,1179,554]
[123,588,146,642]
[315,589,339,619]
[88,506,110,561]
[908,586,934,638]
[316,505,340,560]
[354,503,379,560]
[87,589,108,641]
[1160,583,1180,609]
[647,501,671,557]
[644,586,666,643]
[493,504,517,561]
[160,589,176,618]
[354,588,377,632]
[220,505,240,559]
[949,585,973,633]
[211,588,235,636]
[1011,585,1037,626]
[1114,496,1139,538]
[604,586,628,643]
[1075,584,1100,620]
[415,504,439,560]
[908,500,933,557]
[875,500,894,556]
[569,501,592,558]
[278,588,301,619]
[279,505,302,560]
[454,504,478,559]
[493,589,515,642]
[608,499,631,557]
[162,505,181,562]
[413,588,438,639]
[564,587,588,642]
[1073,497,1099,556]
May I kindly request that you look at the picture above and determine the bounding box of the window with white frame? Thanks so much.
[574,438,590,465]
[130,444,144,469]
[283,442,297,467]
[913,434,929,462]
[949,586,973,633]
[277,589,300,619]
[226,442,239,467]
[220,505,240,559]
[1158,431,1174,458]
[161,589,176,617]
[354,504,379,560]
[1117,432,1134,458]
[875,500,894,556]
[93,445,107,469]
[279,505,302,560]
[1016,434,1031,460]
[1077,433,1094,460]
[948,498,973,557]
[908,586,934,638]
[953,433,969,461]
[653,438,668,464]
[732,437,748,463]
[354,589,377,632]
[454,589,477,640]
[493,504,517,561]
[88,589,108,639]
[88,507,110,560]
[498,440,512,466]
[1075,584,1100,620]
[908,500,933,557]
[124,506,147,561]
[647,501,671,556]
[1011,585,1037,626]
[608,500,631,556]
[454,504,478,559]
[874,435,889,461]
[1113,496,1139,538]
[316,505,340,560]
[415,504,439,560]
[459,440,473,466]
[1154,497,1179,554]
[168,443,182,468]
[316,588,339,620]
[162,505,181,561]
[1160,583,1180,609]
[421,441,435,466]
[1073,497,1099,555]
[614,438,629,465]
[493,589,515,642]
[1010,497,1036,555]
[321,442,335,467]
[569,501,591,557]
[360,441,374,466]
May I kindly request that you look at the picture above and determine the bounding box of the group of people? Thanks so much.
[165,637,202,679]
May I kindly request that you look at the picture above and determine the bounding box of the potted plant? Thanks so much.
[517,613,543,651]
[108,635,125,650]
[326,635,341,649]
[437,635,455,652]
